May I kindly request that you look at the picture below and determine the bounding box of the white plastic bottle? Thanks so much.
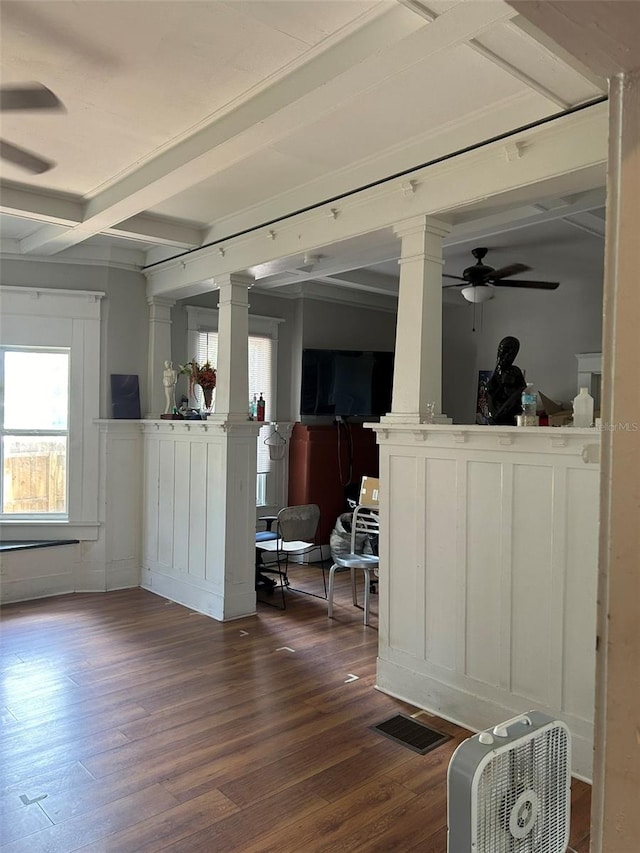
[572,387,594,427]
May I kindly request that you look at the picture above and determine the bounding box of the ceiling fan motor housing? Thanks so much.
[463,262,495,282]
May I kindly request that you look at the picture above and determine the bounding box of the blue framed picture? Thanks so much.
[110,374,141,419]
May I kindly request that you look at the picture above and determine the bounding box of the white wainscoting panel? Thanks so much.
[387,454,420,656]
[372,424,600,780]
[0,544,80,603]
[425,457,458,673]
[188,441,208,580]
[1,421,142,603]
[466,460,503,688]
[141,420,260,621]
[100,421,142,591]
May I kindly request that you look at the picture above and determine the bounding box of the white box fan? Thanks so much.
[447,710,571,853]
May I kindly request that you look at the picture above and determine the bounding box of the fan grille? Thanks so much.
[475,725,569,853]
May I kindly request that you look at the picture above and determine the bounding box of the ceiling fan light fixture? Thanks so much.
[462,285,494,303]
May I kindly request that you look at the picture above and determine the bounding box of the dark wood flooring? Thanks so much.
[0,569,591,851]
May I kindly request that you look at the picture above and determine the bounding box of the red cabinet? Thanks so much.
[288,423,379,542]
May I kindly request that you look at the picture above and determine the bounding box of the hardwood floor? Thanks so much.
[1,571,591,852]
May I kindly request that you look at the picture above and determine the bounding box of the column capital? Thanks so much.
[146,296,175,324]
[214,272,254,290]
[146,295,176,307]
[393,215,452,241]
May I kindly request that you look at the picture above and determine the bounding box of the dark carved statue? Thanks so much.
[486,336,526,425]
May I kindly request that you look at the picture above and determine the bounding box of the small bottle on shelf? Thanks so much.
[572,387,594,427]
[250,394,257,420]
[257,393,265,422]
[518,383,539,426]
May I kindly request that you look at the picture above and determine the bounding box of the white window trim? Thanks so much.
[185,305,284,508]
[0,286,104,539]
[185,305,283,407]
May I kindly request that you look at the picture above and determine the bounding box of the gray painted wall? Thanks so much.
[3,244,600,428]
[173,290,398,422]
[0,260,149,417]
[442,223,605,423]
[443,268,604,423]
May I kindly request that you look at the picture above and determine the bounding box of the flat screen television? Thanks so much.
[301,349,394,418]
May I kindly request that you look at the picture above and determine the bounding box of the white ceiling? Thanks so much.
[0,0,611,292]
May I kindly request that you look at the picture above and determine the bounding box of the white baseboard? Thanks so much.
[376,656,593,782]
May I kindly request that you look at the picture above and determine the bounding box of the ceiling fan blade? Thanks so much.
[488,262,531,280]
[443,273,466,281]
[0,84,63,111]
[493,279,559,289]
[443,283,465,288]
[0,139,54,173]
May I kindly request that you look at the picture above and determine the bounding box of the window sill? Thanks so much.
[0,520,99,542]
[0,539,79,553]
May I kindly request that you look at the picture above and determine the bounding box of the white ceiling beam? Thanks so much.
[20,1,516,257]
[17,5,419,256]
[201,88,552,249]
[106,214,203,249]
[236,187,605,294]
[509,0,640,78]
[318,269,399,297]
[446,187,605,246]
[468,38,570,108]
[399,0,576,108]
[0,182,82,226]
[0,182,202,249]
[561,211,606,239]
[146,101,608,299]
[510,14,607,91]
[294,280,397,312]
[252,239,400,289]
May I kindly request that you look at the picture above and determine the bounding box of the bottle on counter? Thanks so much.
[257,393,265,423]
[249,394,257,420]
[518,383,539,426]
[572,387,594,427]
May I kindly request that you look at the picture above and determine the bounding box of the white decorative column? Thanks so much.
[147,296,175,418]
[592,68,640,850]
[382,216,451,424]
[211,273,252,423]
[140,272,260,621]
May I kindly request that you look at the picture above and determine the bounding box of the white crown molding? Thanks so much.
[0,241,145,271]
[265,280,397,313]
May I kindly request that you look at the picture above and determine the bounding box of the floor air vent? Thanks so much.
[371,714,451,754]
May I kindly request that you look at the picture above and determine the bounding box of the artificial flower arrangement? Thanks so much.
[179,359,217,409]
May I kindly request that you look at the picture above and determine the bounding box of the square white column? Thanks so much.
[147,296,175,417]
[382,216,451,424]
[210,273,252,423]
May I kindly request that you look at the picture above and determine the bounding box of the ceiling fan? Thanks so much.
[0,83,63,174]
[443,247,560,303]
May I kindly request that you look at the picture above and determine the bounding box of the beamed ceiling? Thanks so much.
[0,0,619,297]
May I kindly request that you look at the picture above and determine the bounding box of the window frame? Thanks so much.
[0,345,71,519]
[185,305,283,508]
[0,286,104,538]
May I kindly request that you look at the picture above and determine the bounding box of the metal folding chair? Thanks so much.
[328,504,379,626]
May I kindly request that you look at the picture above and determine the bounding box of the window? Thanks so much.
[186,306,281,507]
[0,286,103,536]
[1,348,70,517]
